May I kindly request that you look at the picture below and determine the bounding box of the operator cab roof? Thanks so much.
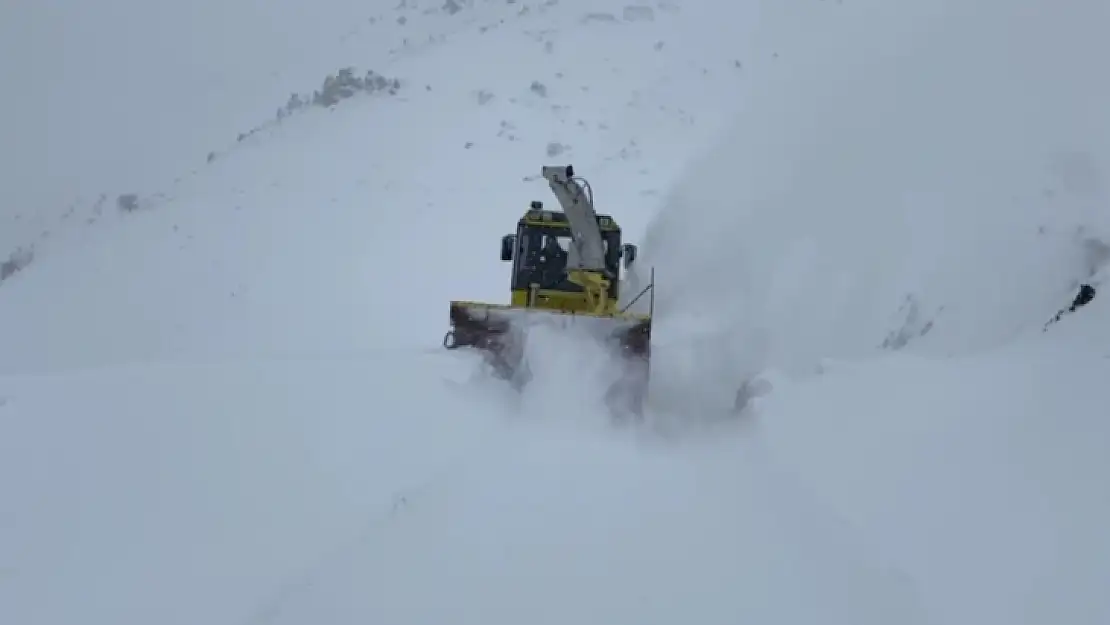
[519,200,620,231]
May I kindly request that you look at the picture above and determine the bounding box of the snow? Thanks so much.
[2,0,1110,624]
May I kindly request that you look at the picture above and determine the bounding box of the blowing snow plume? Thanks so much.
[632,0,1110,384]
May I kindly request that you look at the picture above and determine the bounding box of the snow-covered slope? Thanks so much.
[3,1,1109,624]
[1,0,399,221]
[0,0,741,373]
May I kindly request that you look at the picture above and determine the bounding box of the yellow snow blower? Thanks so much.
[443,165,655,417]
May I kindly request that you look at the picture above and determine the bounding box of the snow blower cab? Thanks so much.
[445,165,654,418]
[500,201,638,313]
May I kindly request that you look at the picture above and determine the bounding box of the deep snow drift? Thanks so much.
[3,1,1110,624]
